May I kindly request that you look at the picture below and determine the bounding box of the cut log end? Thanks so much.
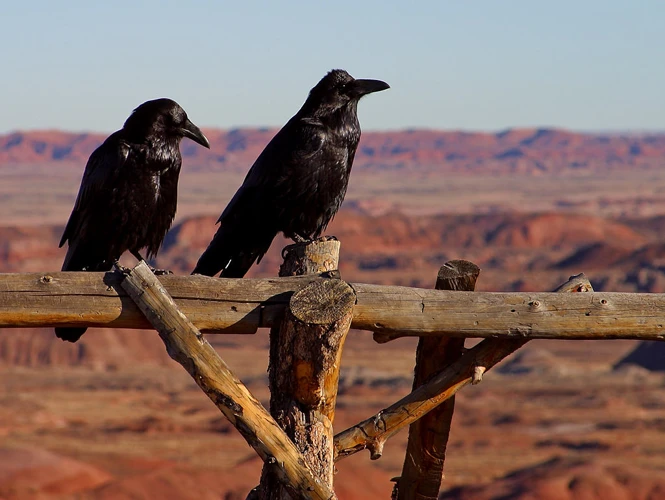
[553,273,593,293]
[472,365,486,385]
[436,259,481,291]
[369,439,385,460]
[289,279,356,325]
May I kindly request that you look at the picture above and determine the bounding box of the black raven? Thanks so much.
[192,69,389,277]
[56,98,210,343]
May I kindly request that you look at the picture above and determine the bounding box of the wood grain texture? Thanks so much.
[396,260,480,500]
[120,261,335,500]
[1,271,662,340]
[334,273,595,463]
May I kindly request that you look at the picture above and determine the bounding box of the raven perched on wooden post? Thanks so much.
[56,98,210,343]
[192,69,389,278]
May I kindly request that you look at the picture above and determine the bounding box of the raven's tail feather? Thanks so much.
[55,327,87,343]
[192,223,274,278]
[56,242,114,343]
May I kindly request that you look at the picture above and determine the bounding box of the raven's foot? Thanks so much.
[112,260,131,275]
[321,269,342,279]
[282,235,310,259]
[291,234,337,244]
[281,235,339,259]
[282,244,296,260]
[129,249,172,275]
[292,234,311,244]
[150,267,173,276]
[317,235,338,242]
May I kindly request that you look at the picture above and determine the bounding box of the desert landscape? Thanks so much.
[2,128,665,499]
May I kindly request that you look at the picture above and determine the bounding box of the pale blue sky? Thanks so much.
[1,1,664,133]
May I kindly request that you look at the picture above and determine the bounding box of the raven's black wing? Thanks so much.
[221,119,325,221]
[60,135,129,270]
[192,119,326,277]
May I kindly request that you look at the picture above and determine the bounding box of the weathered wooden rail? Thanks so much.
[0,239,662,499]
[1,271,665,340]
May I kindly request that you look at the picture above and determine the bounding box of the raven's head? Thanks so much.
[123,98,210,148]
[304,69,389,114]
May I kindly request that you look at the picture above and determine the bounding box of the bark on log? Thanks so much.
[120,261,335,500]
[1,271,662,340]
[259,239,349,499]
[395,260,480,500]
[333,273,594,462]
[279,238,341,277]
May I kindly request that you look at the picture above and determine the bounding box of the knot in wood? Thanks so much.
[290,279,356,325]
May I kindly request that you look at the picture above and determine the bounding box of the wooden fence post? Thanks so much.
[258,239,350,499]
[395,260,480,499]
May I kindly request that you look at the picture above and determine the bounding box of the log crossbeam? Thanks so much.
[0,272,663,340]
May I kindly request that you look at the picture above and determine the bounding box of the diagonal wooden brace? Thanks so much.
[120,261,334,500]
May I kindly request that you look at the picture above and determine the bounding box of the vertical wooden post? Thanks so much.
[258,239,350,500]
[395,260,480,500]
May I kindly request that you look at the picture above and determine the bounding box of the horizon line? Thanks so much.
[2,126,665,137]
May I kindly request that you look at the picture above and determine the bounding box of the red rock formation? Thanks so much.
[2,128,665,175]
[0,446,111,498]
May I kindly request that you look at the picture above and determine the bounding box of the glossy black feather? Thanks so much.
[56,98,209,342]
[193,70,389,277]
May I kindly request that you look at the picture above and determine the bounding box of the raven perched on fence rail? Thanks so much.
[56,98,210,343]
[192,69,389,278]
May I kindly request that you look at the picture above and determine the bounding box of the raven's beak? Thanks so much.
[181,119,210,148]
[349,79,390,98]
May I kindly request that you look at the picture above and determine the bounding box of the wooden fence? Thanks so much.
[0,238,660,499]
